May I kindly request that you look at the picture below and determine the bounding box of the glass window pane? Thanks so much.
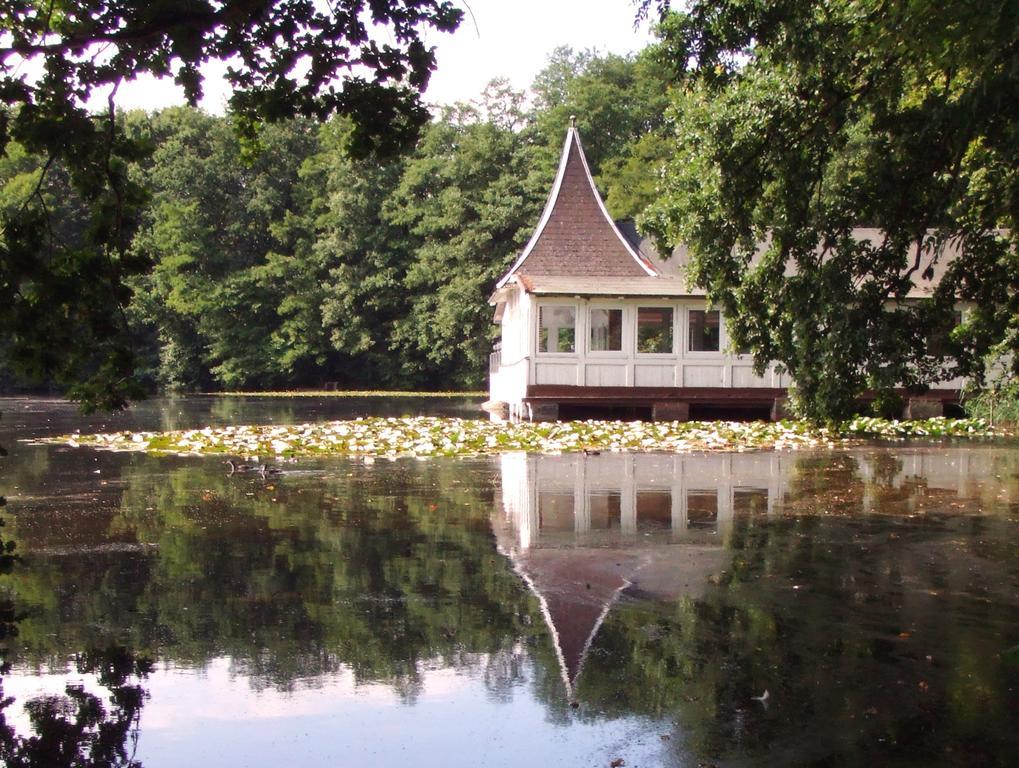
[588,491,621,530]
[636,491,672,532]
[734,488,769,515]
[539,305,575,353]
[687,490,718,530]
[928,309,963,357]
[539,491,575,533]
[590,308,623,351]
[637,307,674,354]
[689,310,720,352]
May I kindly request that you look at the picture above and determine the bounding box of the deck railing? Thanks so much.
[489,341,502,374]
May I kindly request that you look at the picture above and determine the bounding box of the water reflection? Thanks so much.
[0,401,1018,765]
[494,449,1019,764]
[497,452,792,549]
[0,395,485,442]
[0,646,151,768]
[494,452,770,693]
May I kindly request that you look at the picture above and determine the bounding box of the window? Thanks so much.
[588,491,621,530]
[734,488,769,515]
[636,491,672,532]
[928,310,963,357]
[539,492,575,532]
[688,309,720,352]
[687,490,718,530]
[637,307,674,354]
[590,308,623,351]
[538,305,576,353]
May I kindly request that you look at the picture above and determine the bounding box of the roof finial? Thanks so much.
[569,114,577,128]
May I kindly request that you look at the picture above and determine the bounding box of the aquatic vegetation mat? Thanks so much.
[35,416,998,459]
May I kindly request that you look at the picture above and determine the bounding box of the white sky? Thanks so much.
[106,0,657,114]
[423,0,656,105]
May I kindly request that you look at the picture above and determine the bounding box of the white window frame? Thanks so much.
[535,302,580,357]
[634,302,677,357]
[587,302,627,356]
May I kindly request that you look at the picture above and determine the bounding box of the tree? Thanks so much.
[531,47,674,220]
[129,108,322,390]
[0,0,463,410]
[386,92,549,387]
[313,120,415,387]
[641,1,1019,423]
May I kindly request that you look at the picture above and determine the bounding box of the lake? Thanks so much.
[1,396,1018,767]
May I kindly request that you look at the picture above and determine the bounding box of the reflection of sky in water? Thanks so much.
[5,657,676,768]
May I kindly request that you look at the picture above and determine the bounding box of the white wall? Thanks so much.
[491,289,967,410]
[525,297,786,393]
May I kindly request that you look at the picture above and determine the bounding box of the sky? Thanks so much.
[105,0,657,114]
[421,0,657,106]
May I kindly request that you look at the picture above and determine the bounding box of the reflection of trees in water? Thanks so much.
[784,454,866,514]
[8,448,1019,764]
[0,646,151,768]
[573,457,1019,766]
[3,425,153,767]
[206,396,296,428]
[481,643,528,704]
[1,447,52,499]
[785,450,1019,517]
[8,458,547,700]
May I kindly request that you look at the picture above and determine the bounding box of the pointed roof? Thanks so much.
[496,122,658,289]
[515,549,638,694]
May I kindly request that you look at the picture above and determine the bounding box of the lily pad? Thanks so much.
[31,416,1001,460]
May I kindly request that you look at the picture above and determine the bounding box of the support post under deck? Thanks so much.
[652,401,690,421]
[527,403,560,422]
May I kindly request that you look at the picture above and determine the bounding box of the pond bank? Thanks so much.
[34,415,999,459]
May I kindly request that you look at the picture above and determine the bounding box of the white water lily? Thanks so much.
[35,415,1000,460]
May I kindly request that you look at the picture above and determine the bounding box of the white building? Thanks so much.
[486,123,963,422]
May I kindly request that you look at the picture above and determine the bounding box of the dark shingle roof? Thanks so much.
[496,127,656,287]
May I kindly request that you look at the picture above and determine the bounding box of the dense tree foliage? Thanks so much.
[0,0,463,410]
[0,47,673,394]
[385,98,551,388]
[129,109,321,390]
[641,0,1019,423]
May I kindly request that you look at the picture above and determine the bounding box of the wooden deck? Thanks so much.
[527,385,786,404]
[518,385,962,421]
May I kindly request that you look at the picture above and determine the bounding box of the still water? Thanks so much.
[1,397,1019,767]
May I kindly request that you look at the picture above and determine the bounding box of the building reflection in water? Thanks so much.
[493,451,792,697]
[497,451,791,550]
[492,447,1014,697]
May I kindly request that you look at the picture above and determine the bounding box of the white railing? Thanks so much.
[489,341,502,375]
[490,354,530,403]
